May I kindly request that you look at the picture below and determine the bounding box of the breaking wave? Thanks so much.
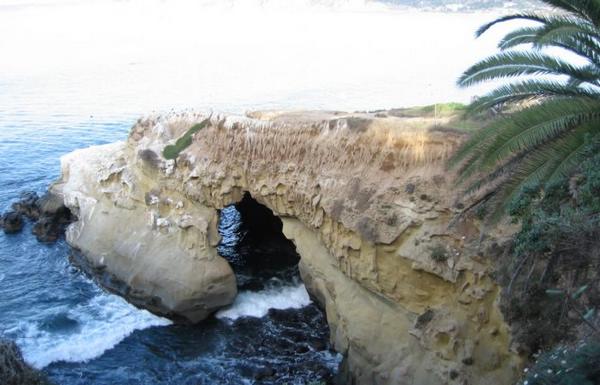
[13,293,171,369]
[216,283,312,320]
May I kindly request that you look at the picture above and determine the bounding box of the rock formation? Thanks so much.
[0,191,72,241]
[52,109,523,384]
[0,339,48,385]
[0,212,24,234]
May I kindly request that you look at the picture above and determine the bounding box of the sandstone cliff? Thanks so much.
[53,109,522,385]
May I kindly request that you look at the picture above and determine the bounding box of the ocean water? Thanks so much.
[0,0,518,384]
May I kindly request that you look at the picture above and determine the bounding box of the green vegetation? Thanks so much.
[519,342,600,385]
[498,149,600,354]
[162,119,210,160]
[388,102,485,132]
[429,244,449,262]
[448,3,600,378]
[450,0,600,217]
[390,102,466,118]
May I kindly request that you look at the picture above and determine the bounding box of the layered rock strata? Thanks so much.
[52,109,522,384]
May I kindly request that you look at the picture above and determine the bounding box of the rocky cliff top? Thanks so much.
[54,107,522,385]
[131,108,468,244]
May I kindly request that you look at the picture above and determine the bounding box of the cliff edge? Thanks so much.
[52,109,522,385]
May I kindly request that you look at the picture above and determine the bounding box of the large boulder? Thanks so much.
[56,142,237,323]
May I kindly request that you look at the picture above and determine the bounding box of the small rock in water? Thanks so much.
[253,366,276,380]
[1,212,24,234]
[11,191,40,220]
[0,339,48,385]
[309,340,327,351]
[31,191,73,243]
[1,190,72,241]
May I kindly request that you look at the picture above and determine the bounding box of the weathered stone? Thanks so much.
[51,110,523,384]
[1,212,24,234]
[32,217,61,243]
[31,191,73,243]
[56,142,237,323]
[11,191,40,220]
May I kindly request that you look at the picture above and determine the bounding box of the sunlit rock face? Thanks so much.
[53,109,523,385]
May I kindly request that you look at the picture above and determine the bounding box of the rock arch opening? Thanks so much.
[218,192,301,291]
[214,193,340,384]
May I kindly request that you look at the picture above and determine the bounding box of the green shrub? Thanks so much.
[500,145,600,354]
[519,342,600,385]
[429,244,448,262]
[162,119,210,160]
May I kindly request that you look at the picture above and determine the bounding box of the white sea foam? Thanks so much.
[16,293,171,369]
[216,283,311,320]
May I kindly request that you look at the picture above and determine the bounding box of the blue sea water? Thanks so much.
[0,112,339,384]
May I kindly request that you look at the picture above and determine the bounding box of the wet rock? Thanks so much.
[309,339,327,351]
[11,191,40,220]
[32,191,73,243]
[316,366,333,381]
[253,366,276,380]
[268,308,303,324]
[1,190,72,241]
[0,339,48,385]
[37,191,68,219]
[1,212,24,234]
[32,217,61,243]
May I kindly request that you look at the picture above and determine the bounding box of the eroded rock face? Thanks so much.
[54,110,523,384]
[55,141,236,323]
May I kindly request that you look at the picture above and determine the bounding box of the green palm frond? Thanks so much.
[452,0,600,220]
[478,99,600,169]
[542,0,600,25]
[545,123,600,182]
[476,13,554,37]
[496,19,600,65]
[458,51,600,87]
[498,27,544,50]
[488,125,600,219]
[467,80,600,111]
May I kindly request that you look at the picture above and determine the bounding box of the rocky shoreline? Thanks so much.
[0,190,72,242]
[39,108,524,385]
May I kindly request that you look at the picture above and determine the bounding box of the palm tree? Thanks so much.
[450,0,600,217]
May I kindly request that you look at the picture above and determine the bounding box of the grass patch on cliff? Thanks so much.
[389,102,466,118]
[162,119,210,160]
[388,102,487,132]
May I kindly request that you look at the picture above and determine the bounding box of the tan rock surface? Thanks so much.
[55,141,236,323]
[54,109,523,384]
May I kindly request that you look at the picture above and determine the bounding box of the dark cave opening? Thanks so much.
[213,193,340,384]
[218,192,301,291]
